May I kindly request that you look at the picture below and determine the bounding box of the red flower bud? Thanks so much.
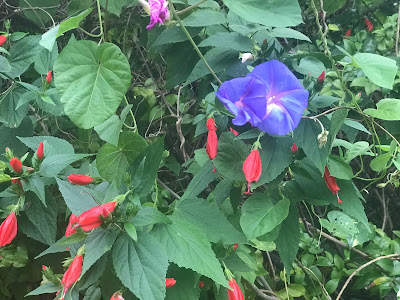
[37,142,44,160]
[65,214,79,237]
[42,265,47,270]
[323,166,342,204]
[291,143,298,154]
[243,149,262,194]
[365,18,373,32]
[199,281,204,288]
[206,118,218,170]
[233,243,238,251]
[61,253,83,293]
[0,35,6,47]
[67,174,94,185]
[227,279,244,300]
[317,71,325,84]
[0,212,17,247]
[344,29,351,39]
[229,127,239,136]
[46,71,52,84]
[11,178,23,191]
[78,201,117,232]
[166,278,176,288]
[110,292,124,300]
[9,157,22,173]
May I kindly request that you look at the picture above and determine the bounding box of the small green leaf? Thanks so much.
[131,206,170,227]
[39,153,91,177]
[58,8,93,37]
[181,161,219,199]
[25,282,60,296]
[327,155,353,180]
[198,32,253,52]
[364,98,400,120]
[124,223,137,241]
[370,153,391,172]
[183,9,227,27]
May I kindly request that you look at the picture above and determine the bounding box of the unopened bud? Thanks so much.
[317,130,329,148]
[241,53,254,63]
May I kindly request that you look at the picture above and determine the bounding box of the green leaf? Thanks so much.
[213,132,249,181]
[254,135,293,187]
[325,279,339,294]
[287,284,306,297]
[223,0,302,27]
[18,135,74,155]
[153,215,228,287]
[148,26,202,49]
[198,32,253,52]
[0,118,33,157]
[353,53,398,89]
[174,197,246,244]
[81,228,117,276]
[165,265,200,300]
[4,35,44,78]
[364,98,400,120]
[112,233,168,300]
[25,192,57,245]
[39,25,59,51]
[0,56,11,72]
[327,155,353,180]
[94,115,121,146]
[56,178,99,216]
[35,236,84,259]
[129,136,165,198]
[240,193,290,239]
[185,48,238,85]
[181,161,219,199]
[271,27,310,42]
[293,56,326,78]
[100,0,129,16]
[183,10,227,27]
[343,141,372,162]
[124,223,137,241]
[370,153,391,172]
[58,8,93,37]
[39,153,91,177]
[275,203,300,273]
[0,87,30,128]
[97,131,147,182]
[25,282,60,296]
[131,206,170,227]
[19,0,60,27]
[83,286,101,300]
[25,174,46,206]
[54,41,132,129]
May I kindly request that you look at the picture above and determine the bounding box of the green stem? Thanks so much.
[124,96,138,133]
[78,27,102,38]
[96,0,104,39]
[167,0,222,85]
[176,0,208,15]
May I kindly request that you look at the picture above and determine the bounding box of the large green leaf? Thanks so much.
[18,135,75,155]
[174,197,246,244]
[25,192,57,245]
[39,153,91,177]
[0,56,11,72]
[185,48,238,85]
[3,35,44,78]
[213,132,249,181]
[54,41,132,129]
[81,228,117,276]
[97,131,148,182]
[271,27,310,42]
[0,87,30,127]
[198,32,253,52]
[222,0,302,28]
[131,206,170,227]
[183,10,227,27]
[240,193,290,239]
[275,203,300,273]
[112,233,168,300]
[353,53,398,89]
[152,215,228,288]
[364,98,400,120]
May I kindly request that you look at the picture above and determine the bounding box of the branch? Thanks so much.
[335,254,400,299]
[250,284,278,300]
[156,178,181,200]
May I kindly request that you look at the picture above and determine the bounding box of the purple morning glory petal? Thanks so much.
[216,60,309,135]
[215,76,267,126]
[146,0,170,30]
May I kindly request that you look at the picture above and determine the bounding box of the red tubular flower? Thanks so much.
[206,118,218,160]
[9,157,22,173]
[0,212,17,247]
[11,179,23,191]
[229,127,239,136]
[65,214,79,237]
[323,166,342,204]
[110,292,124,300]
[233,243,238,251]
[243,149,262,194]
[344,29,351,39]
[46,71,52,84]
[67,174,94,185]
[165,278,176,288]
[0,35,6,47]
[317,71,325,84]
[365,18,373,32]
[291,143,298,154]
[42,265,47,270]
[37,142,44,160]
[78,201,117,232]
[61,253,83,293]
[199,281,204,288]
[227,279,244,300]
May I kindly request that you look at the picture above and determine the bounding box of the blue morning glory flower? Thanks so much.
[215,60,309,135]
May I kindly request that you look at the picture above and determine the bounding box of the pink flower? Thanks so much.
[146,0,170,30]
